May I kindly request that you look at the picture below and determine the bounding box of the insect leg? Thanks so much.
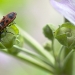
[5,29,14,35]
[0,31,4,41]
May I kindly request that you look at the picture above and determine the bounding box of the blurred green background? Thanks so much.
[0,0,64,75]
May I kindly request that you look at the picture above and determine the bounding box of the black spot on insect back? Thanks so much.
[7,13,15,19]
[0,21,5,26]
[6,20,9,23]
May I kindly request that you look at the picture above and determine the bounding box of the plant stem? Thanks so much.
[58,46,64,60]
[64,18,69,22]
[62,47,74,75]
[13,45,55,69]
[0,49,54,74]
[17,26,54,64]
[62,49,74,68]
[62,18,74,75]
[52,40,55,59]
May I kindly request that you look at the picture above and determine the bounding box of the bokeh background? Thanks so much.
[0,0,64,75]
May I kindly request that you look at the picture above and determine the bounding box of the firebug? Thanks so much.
[0,12,17,40]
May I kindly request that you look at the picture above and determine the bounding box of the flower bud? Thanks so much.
[54,22,75,48]
[43,25,54,41]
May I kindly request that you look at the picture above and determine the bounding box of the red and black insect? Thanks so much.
[0,12,17,31]
[0,12,17,40]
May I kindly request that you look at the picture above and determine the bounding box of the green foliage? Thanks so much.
[0,5,75,74]
[0,24,24,54]
[1,21,75,75]
[42,22,75,75]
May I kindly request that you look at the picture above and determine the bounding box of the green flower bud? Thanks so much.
[54,22,75,48]
[43,25,54,41]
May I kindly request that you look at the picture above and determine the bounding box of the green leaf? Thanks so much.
[0,42,6,49]
[55,34,68,46]
[0,24,24,54]
[1,25,19,48]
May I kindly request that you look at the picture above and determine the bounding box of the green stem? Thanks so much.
[62,18,74,75]
[17,26,54,64]
[58,46,64,60]
[1,50,54,74]
[62,49,74,68]
[52,40,55,59]
[64,18,69,22]
[62,47,74,75]
[13,45,39,57]
[57,46,64,72]
[13,45,55,69]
